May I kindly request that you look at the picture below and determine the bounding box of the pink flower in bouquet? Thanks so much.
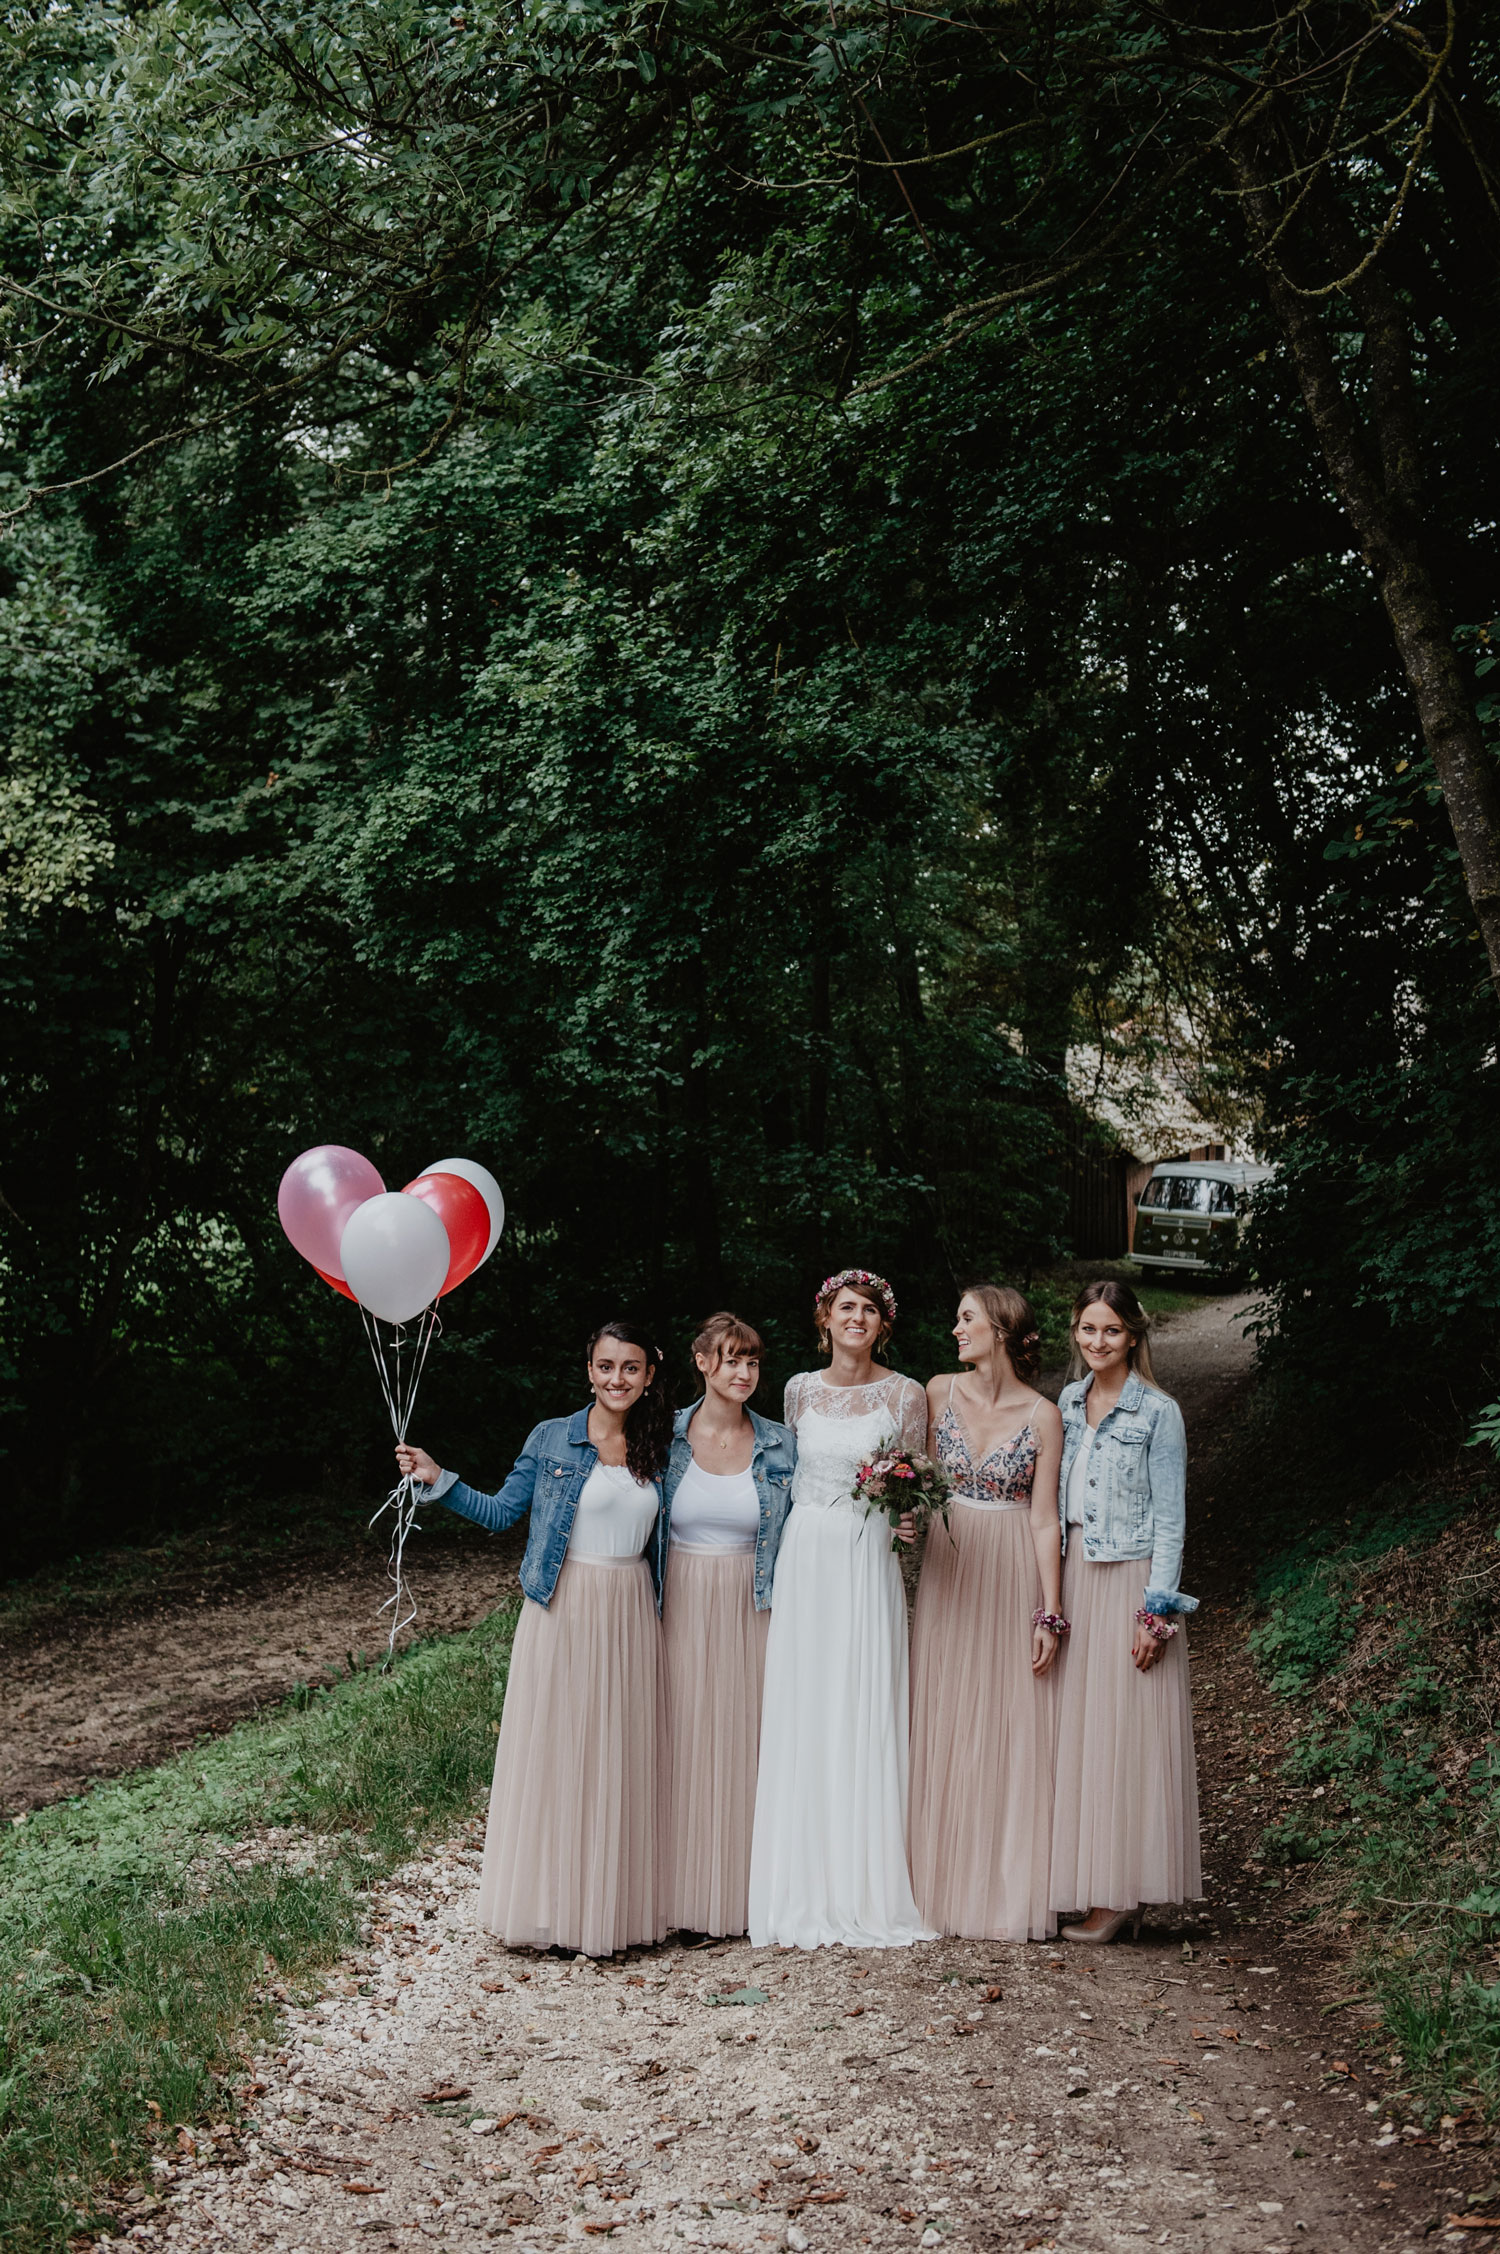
[852,1439,955,1550]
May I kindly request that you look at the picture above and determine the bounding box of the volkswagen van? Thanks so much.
[1130,1159,1272,1276]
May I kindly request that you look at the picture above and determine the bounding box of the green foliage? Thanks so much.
[0,1605,516,2251]
[0,0,1497,1564]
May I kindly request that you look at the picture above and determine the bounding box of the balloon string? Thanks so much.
[361,1303,443,1660]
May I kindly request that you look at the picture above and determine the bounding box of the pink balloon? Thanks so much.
[277,1145,385,1278]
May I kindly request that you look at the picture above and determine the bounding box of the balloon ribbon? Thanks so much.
[360,1303,441,1659]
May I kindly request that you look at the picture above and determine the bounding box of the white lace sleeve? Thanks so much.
[892,1374,928,1453]
[784,1373,805,1431]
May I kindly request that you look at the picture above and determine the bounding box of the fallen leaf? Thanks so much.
[793,2134,821,2154]
[342,2182,384,2195]
[845,2005,866,2019]
[582,2226,624,2238]
[479,1980,507,1994]
[985,1986,1003,2002]
[1447,2222,1500,2234]
[420,2084,471,2104]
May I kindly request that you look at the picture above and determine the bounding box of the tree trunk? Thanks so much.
[1228,136,1500,1000]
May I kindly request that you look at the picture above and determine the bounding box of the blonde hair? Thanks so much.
[1068,1279,1167,1391]
[960,1283,1041,1385]
[691,1310,763,1369]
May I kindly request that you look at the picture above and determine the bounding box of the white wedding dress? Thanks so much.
[747,1369,937,1949]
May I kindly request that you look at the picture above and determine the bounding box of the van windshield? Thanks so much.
[1141,1175,1234,1213]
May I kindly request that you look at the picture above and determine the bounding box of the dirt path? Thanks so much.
[0,1518,525,1814]
[83,1292,1471,2254]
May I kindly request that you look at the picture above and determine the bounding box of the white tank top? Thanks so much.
[566,1462,658,1558]
[1065,1435,1095,1526]
[670,1456,759,1553]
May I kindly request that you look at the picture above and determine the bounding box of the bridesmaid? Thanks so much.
[396,1320,673,1957]
[909,1284,1065,1942]
[661,1312,796,1937]
[1050,1280,1202,1942]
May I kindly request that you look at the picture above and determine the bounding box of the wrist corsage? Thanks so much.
[1134,1607,1178,1643]
[1031,1608,1070,1636]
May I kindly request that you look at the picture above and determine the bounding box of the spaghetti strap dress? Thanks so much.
[908,1382,1059,1941]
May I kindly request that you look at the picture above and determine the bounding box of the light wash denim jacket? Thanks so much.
[664,1400,796,1611]
[1057,1372,1196,1615]
[426,1407,667,1613]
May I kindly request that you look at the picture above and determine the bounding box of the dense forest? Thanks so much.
[1,0,1498,1560]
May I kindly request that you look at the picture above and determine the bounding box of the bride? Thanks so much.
[748,1269,935,1949]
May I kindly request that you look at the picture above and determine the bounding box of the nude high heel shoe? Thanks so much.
[1060,1907,1144,1944]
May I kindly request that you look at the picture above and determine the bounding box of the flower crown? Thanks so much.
[814,1268,898,1322]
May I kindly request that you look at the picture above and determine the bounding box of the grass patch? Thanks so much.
[1246,1452,1500,2121]
[0,1603,516,2252]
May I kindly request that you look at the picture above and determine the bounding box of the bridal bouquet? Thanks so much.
[853,1441,954,1549]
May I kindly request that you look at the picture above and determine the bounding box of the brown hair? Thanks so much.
[814,1277,894,1359]
[691,1310,764,1369]
[1068,1279,1166,1391]
[585,1319,674,1482]
[960,1283,1042,1386]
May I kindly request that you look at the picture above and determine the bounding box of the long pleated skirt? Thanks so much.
[1049,1548,1202,1916]
[661,1546,770,1937]
[909,1501,1060,1942]
[478,1553,667,1957]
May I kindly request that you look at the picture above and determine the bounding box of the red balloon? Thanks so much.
[402,1171,489,1296]
[314,1266,357,1301]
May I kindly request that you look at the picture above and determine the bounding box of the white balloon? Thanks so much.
[340,1193,450,1323]
[424,1156,505,1261]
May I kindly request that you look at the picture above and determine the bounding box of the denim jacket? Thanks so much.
[664,1401,796,1611]
[1057,1372,1196,1615]
[426,1407,667,1613]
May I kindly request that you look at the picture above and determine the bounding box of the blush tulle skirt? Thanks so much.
[661,1546,770,1936]
[1049,1548,1202,1916]
[478,1553,667,1956]
[908,1500,1060,1942]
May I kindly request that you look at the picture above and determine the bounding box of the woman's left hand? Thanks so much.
[1132,1616,1163,1671]
[894,1510,918,1547]
[1031,1625,1058,1676]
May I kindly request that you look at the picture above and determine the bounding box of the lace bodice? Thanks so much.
[936,1401,1038,1507]
[784,1370,926,1446]
[782,1370,928,1518]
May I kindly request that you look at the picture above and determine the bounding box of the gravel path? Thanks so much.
[119,1829,1412,2254]
[91,1294,1462,2254]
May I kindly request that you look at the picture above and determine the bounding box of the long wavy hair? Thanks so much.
[585,1319,674,1484]
[1068,1279,1167,1393]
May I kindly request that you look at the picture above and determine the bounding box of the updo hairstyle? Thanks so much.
[691,1311,764,1371]
[814,1277,894,1360]
[1068,1278,1165,1390]
[963,1282,1042,1385]
[585,1318,675,1483]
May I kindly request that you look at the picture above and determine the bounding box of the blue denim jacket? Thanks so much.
[664,1401,796,1611]
[426,1407,667,1613]
[1057,1372,1196,1615]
